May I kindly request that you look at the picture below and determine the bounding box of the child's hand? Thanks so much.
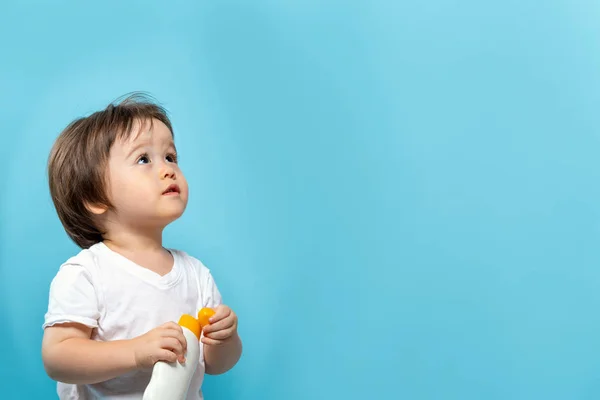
[131,322,188,368]
[201,305,238,346]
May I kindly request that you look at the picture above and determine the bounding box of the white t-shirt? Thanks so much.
[42,242,222,400]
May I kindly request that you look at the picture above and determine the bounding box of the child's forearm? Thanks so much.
[204,333,242,375]
[43,337,137,384]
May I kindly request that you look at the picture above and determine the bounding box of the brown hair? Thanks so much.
[47,92,174,249]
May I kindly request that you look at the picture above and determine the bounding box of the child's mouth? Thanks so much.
[162,184,180,195]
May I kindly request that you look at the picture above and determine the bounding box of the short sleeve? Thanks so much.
[43,263,101,329]
[201,270,223,309]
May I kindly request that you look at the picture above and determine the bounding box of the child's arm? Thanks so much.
[42,323,137,384]
[42,321,188,384]
[201,305,243,375]
[203,332,243,375]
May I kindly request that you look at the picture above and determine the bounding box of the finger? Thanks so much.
[209,306,231,323]
[160,329,188,351]
[177,332,188,352]
[161,337,186,363]
[161,322,185,339]
[201,336,223,346]
[161,321,183,332]
[157,349,179,363]
[205,327,235,341]
[203,314,235,334]
[161,337,185,357]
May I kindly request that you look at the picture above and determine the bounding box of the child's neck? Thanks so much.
[102,227,174,276]
[104,228,164,253]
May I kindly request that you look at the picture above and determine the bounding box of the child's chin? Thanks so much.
[160,208,186,223]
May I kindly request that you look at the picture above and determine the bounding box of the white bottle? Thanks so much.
[143,314,201,400]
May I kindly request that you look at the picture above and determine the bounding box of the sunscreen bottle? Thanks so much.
[143,314,201,400]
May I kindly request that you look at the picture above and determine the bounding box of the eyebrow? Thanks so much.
[125,140,176,159]
[166,141,176,150]
[126,142,149,160]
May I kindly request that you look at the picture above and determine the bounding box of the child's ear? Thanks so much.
[85,202,108,215]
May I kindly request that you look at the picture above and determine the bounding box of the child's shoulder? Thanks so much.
[49,244,106,286]
[168,247,214,275]
[57,243,103,270]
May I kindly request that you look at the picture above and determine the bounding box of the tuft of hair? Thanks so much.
[47,92,174,249]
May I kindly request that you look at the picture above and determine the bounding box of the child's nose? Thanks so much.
[159,164,176,179]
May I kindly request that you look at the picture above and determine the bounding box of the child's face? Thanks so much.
[104,118,189,228]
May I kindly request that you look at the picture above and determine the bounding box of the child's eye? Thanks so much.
[137,154,150,164]
[166,153,178,163]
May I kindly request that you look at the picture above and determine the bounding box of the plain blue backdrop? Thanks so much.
[2,1,600,399]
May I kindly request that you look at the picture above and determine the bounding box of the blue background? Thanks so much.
[1,1,600,399]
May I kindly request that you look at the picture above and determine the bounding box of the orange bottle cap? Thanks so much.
[178,314,201,339]
[197,307,216,328]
